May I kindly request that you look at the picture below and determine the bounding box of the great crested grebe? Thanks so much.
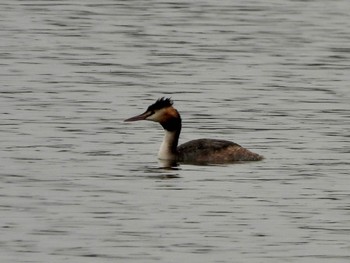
[125,98,263,164]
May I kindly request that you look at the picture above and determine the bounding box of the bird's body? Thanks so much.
[177,139,262,164]
[125,98,263,164]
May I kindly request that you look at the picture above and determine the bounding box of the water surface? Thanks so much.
[1,1,350,262]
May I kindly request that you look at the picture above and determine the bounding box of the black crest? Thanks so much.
[147,97,173,112]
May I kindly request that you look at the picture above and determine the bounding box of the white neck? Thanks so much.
[158,130,179,160]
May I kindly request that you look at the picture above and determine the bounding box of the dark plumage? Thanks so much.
[177,139,263,164]
[147,97,173,112]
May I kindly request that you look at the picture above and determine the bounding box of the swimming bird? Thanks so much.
[124,98,263,164]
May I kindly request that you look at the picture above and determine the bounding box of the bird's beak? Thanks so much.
[124,111,151,122]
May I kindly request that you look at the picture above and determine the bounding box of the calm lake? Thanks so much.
[1,0,349,262]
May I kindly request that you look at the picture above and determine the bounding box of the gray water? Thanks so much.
[1,1,350,262]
